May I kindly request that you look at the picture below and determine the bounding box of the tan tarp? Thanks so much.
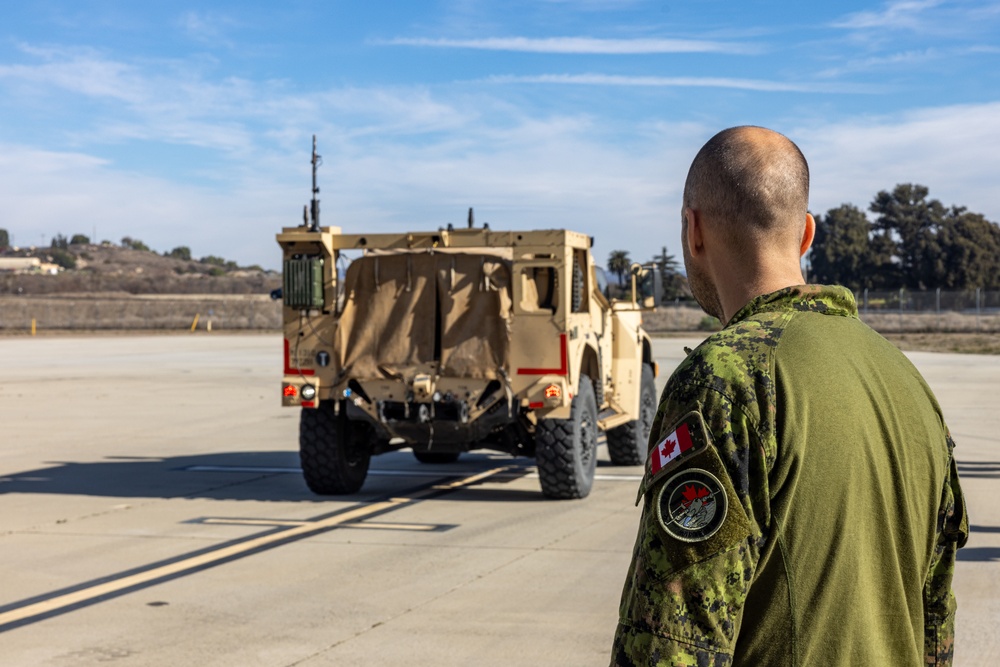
[335,252,512,380]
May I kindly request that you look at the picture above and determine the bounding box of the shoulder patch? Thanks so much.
[647,410,710,480]
[634,444,754,582]
[655,468,727,542]
[635,411,712,505]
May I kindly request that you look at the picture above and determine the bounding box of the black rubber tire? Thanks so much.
[606,365,657,466]
[299,401,372,494]
[536,376,599,499]
[412,451,461,464]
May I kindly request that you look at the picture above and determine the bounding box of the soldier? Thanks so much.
[611,126,968,666]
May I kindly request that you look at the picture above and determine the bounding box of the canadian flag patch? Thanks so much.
[649,422,695,477]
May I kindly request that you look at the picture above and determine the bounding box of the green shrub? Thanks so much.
[49,248,77,269]
[166,246,192,261]
[698,315,721,331]
[201,255,226,267]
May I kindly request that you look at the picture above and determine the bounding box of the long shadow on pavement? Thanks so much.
[958,547,1000,562]
[0,450,540,503]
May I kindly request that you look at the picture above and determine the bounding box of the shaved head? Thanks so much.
[683,126,809,248]
[680,126,812,321]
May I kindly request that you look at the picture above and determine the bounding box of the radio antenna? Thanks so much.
[309,135,321,232]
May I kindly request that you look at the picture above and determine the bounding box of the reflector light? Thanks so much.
[544,384,561,399]
[283,385,298,398]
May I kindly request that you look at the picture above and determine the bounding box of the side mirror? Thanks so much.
[629,263,657,310]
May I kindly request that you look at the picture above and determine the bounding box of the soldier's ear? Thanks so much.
[799,213,815,258]
[684,208,704,257]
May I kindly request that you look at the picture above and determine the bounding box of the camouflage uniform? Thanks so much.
[612,285,968,666]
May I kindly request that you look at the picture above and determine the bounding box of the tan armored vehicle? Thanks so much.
[277,140,657,499]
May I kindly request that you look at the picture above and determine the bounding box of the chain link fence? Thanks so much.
[644,289,1000,333]
[0,295,281,332]
[857,289,1000,333]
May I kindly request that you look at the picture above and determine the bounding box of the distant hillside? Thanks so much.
[0,241,280,296]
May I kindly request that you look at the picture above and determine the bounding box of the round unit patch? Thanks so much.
[655,468,728,542]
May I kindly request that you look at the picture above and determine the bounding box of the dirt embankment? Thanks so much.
[0,242,282,332]
[0,243,280,296]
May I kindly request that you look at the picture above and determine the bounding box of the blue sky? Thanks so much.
[1,1,999,270]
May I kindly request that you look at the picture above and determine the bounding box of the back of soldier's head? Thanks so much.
[683,126,809,250]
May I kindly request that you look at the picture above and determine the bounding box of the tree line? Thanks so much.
[607,182,1000,298]
[608,247,688,301]
[809,184,1000,291]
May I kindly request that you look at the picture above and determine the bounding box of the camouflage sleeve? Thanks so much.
[923,435,969,666]
[611,383,769,666]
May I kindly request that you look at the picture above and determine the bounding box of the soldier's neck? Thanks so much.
[715,261,806,324]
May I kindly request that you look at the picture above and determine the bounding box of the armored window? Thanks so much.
[520,266,558,312]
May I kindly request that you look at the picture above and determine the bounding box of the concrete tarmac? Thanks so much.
[0,334,996,666]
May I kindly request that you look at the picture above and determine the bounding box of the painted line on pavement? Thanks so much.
[0,465,513,633]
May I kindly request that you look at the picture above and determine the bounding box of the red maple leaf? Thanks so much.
[681,484,710,506]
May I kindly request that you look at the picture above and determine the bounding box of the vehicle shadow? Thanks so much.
[970,524,1000,533]
[1,450,314,503]
[0,450,550,503]
[958,547,1000,562]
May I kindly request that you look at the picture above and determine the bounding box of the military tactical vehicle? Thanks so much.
[277,138,657,499]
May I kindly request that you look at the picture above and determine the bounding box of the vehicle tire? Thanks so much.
[299,401,372,494]
[606,365,657,466]
[412,451,461,464]
[536,376,599,499]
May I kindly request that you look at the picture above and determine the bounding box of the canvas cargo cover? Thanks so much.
[335,252,513,380]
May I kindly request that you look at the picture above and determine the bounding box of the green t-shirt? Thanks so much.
[612,285,968,666]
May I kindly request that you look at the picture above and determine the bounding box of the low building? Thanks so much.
[0,257,60,274]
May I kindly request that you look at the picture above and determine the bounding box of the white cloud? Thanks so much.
[485,73,881,94]
[297,113,702,270]
[815,49,938,77]
[800,101,1000,223]
[3,45,999,273]
[6,99,1000,272]
[0,47,476,157]
[382,36,760,55]
[0,143,295,265]
[832,0,944,30]
[831,0,1000,36]
[815,43,1000,77]
[178,11,237,47]
[0,45,147,103]
[537,0,645,8]
[0,114,698,271]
